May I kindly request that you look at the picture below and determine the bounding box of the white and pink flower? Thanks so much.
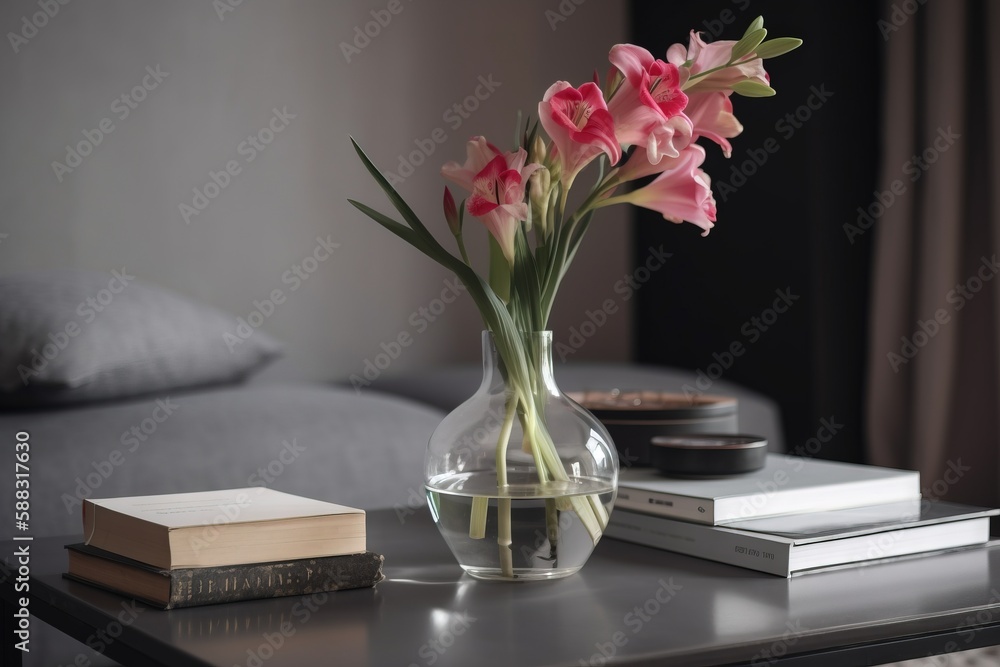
[615,145,717,235]
[683,91,743,157]
[607,44,693,164]
[441,137,539,264]
[667,30,769,92]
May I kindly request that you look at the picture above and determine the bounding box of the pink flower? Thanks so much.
[615,146,669,183]
[441,136,503,192]
[666,30,769,92]
[607,44,692,163]
[619,145,716,234]
[683,91,743,157]
[441,137,538,264]
[538,81,621,186]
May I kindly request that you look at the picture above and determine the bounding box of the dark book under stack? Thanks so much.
[606,454,999,577]
[64,488,384,609]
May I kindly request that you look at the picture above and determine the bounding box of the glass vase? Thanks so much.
[425,331,619,581]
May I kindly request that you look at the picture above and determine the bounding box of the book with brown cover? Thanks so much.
[64,543,384,610]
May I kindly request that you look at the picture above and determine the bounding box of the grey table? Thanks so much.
[3,509,1000,667]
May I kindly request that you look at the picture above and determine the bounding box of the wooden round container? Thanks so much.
[567,390,739,467]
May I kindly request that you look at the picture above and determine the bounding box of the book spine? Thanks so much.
[166,552,384,609]
[606,511,792,576]
[614,488,716,524]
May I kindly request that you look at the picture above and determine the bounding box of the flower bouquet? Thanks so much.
[350,17,801,579]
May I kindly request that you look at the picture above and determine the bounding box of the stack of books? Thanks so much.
[606,454,998,577]
[65,488,383,609]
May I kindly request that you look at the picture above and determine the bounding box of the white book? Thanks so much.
[616,454,920,524]
[83,488,365,569]
[606,501,997,577]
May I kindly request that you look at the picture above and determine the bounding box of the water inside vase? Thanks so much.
[426,471,615,580]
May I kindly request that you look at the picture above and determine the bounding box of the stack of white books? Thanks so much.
[606,454,998,577]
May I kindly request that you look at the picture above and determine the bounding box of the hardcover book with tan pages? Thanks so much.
[82,488,365,569]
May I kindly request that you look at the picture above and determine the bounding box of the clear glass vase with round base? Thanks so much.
[425,331,618,581]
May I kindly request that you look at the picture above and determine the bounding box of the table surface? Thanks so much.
[4,508,1000,667]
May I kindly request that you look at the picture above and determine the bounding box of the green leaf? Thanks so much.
[489,234,511,303]
[565,209,596,267]
[512,230,542,332]
[730,28,766,62]
[731,81,776,97]
[754,37,803,59]
[744,16,764,37]
[349,135,536,393]
[347,200,421,248]
[525,118,539,156]
[349,137,438,247]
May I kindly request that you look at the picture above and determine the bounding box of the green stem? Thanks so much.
[455,233,471,266]
[498,497,513,575]
[495,394,518,489]
[682,57,762,90]
[471,392,517,576]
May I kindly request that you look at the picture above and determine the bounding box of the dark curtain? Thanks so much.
[629,0,881,462]
[867,0,1000,508]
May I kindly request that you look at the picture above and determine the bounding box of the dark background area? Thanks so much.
[630,0,882,462]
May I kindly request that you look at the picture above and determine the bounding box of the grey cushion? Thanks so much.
[0,383,441,537]
[0,270,282,408]
[0,382,442,667]
[369,362,785,453]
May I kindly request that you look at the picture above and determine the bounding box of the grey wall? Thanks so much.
[0,0,631,384]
